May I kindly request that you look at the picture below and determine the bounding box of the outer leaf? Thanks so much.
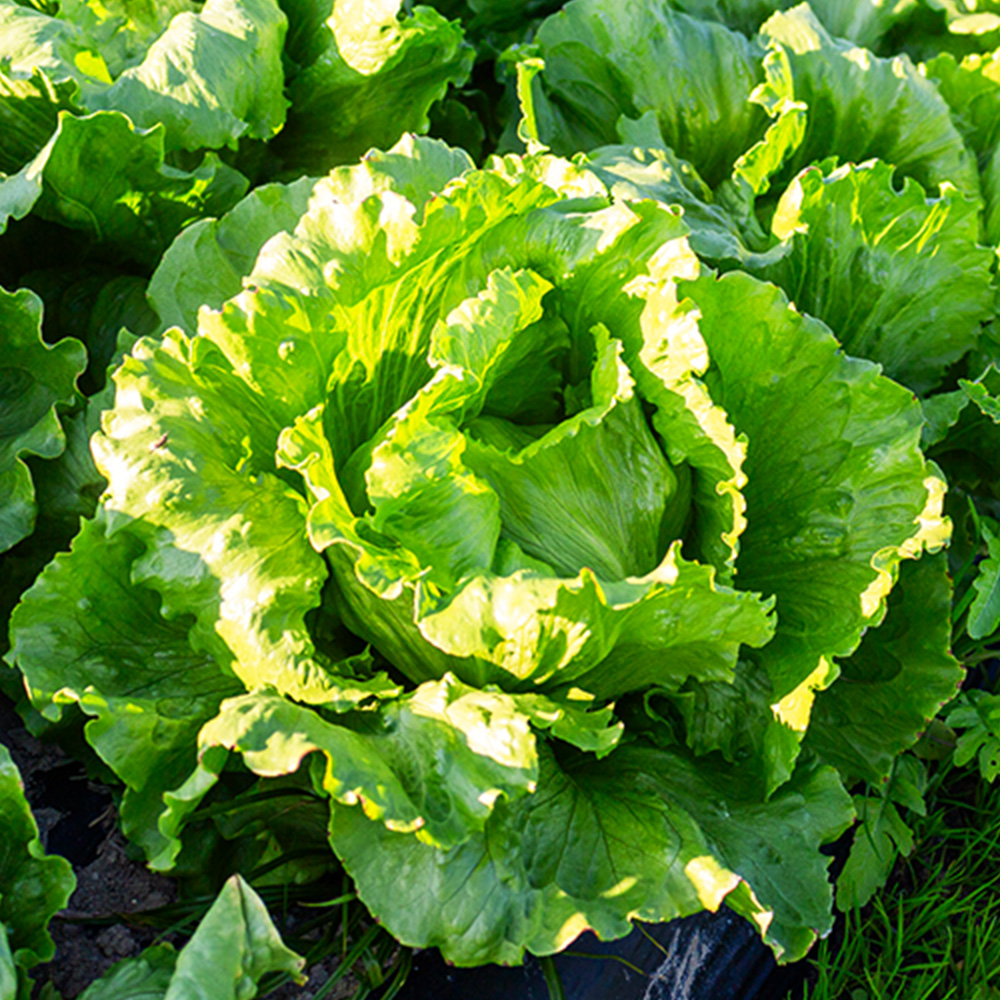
[924,49,1000,161]
[924,0,1000,37]
[517,0,768,187]
[925,369,1000,503]
[646,270,947,701]
[753,4,981,198]
[583,112,787,268]
[967,520,1000,640]
[0,0,106,75]
[7,512,243,859]
[961,366,1000,424]
[331,745,852,965]
[926,51,1000,240]
[27,407,106,543]
[0,925,14,1000]
[509,690,623,756]
[76,945,177,1000]
[0,743,76,969]
[664,0,914,47]
[87,0,289,152]
[51,0,197,78]
[0,67,81,174]
[18,267,157,392]
[148,175,319,332]
[649,657,808,798]
[799,0,916,48]
[761,159,992,394]
[805,553,964,784]
[0,285,85,552]
[164,875,304,999]
[92,329,397,707]
[274,0,474,172]
[0,111,248,267]
[157,680,539,867]
[922,389,970,449]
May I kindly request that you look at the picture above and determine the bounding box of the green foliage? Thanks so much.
[4,0,1000,995]
[949,690,1000,782]
[837,756,928,911]
[793,759,1000,1000]
[75,876,305,1000]
[0,743,75,991]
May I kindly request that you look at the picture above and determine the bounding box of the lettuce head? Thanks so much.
[9,134,960,967]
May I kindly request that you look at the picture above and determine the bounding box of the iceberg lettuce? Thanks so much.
[10,134,957,966]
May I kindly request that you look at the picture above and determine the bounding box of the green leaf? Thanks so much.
[148,175,319,333]
[0,924,16,1000]
[836,757,927,910]
[0,0,110,101]
[660,270,947,701]
[50,0,197,78]
[274,0,474,172]
[967,520,1000,639]
[924,49,1000,240]
[960,365,1000,425]
[19,266,158,391]
[662,0,913,48]
[947,689,1000,782]
[924,49,1000,161]
[508,690,623,757]
[922,389,969,449]
[164,875,304,998]
[27,407,105,533]
[583,112,779,268]
[761,159,993,394]
[0,742,75,970]
[332,745,852,965]
[805,553,964,784]
[753,4,981,199]
[0,284,85,553]
[93,328,396,707]
[516,0,768,187]
[76,876,305,1000]
[158,679,540,867]
[0,110,248,267]
[799,0,916,48]
[86,0,289,152]
[8,511,244,860]
[0,66,81,175]
[76,945,176,1000]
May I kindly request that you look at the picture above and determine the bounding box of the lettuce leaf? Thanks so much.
[0,742,75,975]
[0,285,84,553]
[0,110,248,267]
[274,0,473,171]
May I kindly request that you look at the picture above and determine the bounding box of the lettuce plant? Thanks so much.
[9,133,963,967]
